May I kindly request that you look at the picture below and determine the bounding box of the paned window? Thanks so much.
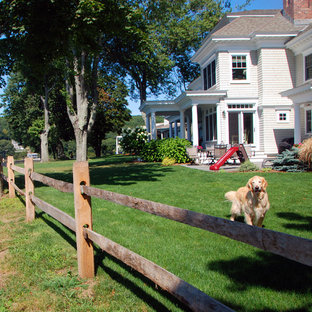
[276,111,289,123]
[203,60,216,90]
[305,53,312,81]
[307,109,312,133]
[205,108,217,141]
[232,55,247,80]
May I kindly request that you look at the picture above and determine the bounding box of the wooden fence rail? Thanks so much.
[31,195,76,232]
[84,227,233,312]
[31,171,74,193]
[81,185,312,267]
[1,156,312,312]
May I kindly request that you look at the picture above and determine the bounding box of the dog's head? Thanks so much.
[247,176,268,193]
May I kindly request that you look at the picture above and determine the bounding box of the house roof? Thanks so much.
[192,9,305,63]
[211,11,302,38]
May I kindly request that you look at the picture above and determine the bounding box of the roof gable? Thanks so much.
[212,11,301,38]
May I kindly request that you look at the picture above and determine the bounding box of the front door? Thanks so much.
[228,112,254,145]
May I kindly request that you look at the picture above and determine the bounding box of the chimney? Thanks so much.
[283,0,312,24]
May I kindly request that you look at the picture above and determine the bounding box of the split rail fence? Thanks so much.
[1,155,312,312]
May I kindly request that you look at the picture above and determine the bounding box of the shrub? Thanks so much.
[141,138,191,163]
[119,127,148,155]
[162,157,176,166]
[0,139,15,157]
[140,139,162,162]
[272,147,306,172]
[239,160,259,172]
[298,138,312,169]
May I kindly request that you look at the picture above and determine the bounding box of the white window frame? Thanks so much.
[276,110,290,123]
[205,107,217,142]
[305,107,312,134]
[202,58,216,90]
[226,103,256,145]
[230,52,250,84]
[303,48,312,83]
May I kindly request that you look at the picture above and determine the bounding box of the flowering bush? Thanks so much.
[119,127,148,155]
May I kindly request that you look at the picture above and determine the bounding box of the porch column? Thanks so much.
[145,114,150,134]
[294,104,301,144]
[169,122,173,138]
[179,110,185,139]
[192,104,199,146]
[216,103,222,144]
[151,111,157,140]
[186,116,191,141]
[174,121,178,137]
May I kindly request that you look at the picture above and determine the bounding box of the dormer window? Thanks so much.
[305,53,312,81]
[232,55,247,80]
[203,60,216,90]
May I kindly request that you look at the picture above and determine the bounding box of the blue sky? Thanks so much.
[128,0,284,115]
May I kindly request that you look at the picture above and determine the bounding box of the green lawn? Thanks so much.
[1,156,312,311]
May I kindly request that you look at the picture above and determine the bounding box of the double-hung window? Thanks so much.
[232,55,247,80]
[305,53,312,81]
[205,108,217,141]
[306,109,312,134]
[203,60,216,90]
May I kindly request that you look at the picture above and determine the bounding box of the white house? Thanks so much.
[281,25,312,144]
[140,0,312,162]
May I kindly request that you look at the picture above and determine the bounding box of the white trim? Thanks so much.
[303,50,312,83]
[276,110,290,123]
[229,52,251,83]
[212,37,251,41]
[304,106,312,135]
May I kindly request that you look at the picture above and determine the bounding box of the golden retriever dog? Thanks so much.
[225,176,270,227]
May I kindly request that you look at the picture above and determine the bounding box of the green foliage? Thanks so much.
[162,157,176,166]
[239,160,259,172]
[3,72,43,152]
[273,147,306,172]
[141,138,191,163]
[0,118,10,140]
[0,139,15,157]
[119,127,148,155]
[88,74,131,158]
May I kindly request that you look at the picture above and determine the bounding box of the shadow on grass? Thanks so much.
[36,210,190,311]
[208,251,312,293]
[19,157,173,189]
[36,211,77,249]
[276,212,312,232]
[94,249,191,312]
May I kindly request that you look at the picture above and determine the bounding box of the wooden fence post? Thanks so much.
[24,157,35,222]
[7,156,15,198]
[73,161,94,279]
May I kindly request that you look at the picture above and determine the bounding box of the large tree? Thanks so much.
[2,72,43,152]
[61,0,137,161]
[105,0,225,105]
[88,74,131,157]
[0,0,72,161]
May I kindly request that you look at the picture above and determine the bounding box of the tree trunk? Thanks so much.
[40,131,49,162]
[40,85,50,162]
[66,52,98,161]
[75,128,88,161]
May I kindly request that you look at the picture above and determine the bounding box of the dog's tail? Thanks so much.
[225,191,236,202]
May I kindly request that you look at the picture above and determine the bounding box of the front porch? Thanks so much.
[140,90,227,148]
[140,91,262,161]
